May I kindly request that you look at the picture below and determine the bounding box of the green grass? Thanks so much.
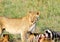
[0,0,60,39]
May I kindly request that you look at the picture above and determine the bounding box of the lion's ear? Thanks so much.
[27,11,32,18]
[29,11,32,13]
[37,11,40,15]
[28,11,33,16]
[27,11,32,14]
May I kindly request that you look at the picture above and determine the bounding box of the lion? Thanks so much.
[39,36,54,42]
[0,11,40,42]
[27,31,54,42]
[0,34,9,42]
[3,34,9,42]
[27,31,40,42]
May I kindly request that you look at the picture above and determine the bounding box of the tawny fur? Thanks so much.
[27,32,54,42]
[28,34,35,42]
[27,32,40,42]
[0,11,40,42]
[39,35,54,42]
[0,34,9,42]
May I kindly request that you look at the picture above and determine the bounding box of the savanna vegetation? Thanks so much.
[0,0,60,41]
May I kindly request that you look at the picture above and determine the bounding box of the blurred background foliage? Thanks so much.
[0,0,60,39]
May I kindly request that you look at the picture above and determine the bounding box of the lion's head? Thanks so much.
[27,11,40,24]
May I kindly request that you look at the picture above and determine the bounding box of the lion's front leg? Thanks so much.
[0,28,2,35]
[0,25,2,37]
[21,32,27,42]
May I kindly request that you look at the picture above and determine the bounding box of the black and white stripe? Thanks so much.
[45,29,60,40]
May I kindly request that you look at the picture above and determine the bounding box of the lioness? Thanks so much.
[0,34,9,42]
[0,11,40,42]
[39,36,54,42]
[3,34,9,42]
